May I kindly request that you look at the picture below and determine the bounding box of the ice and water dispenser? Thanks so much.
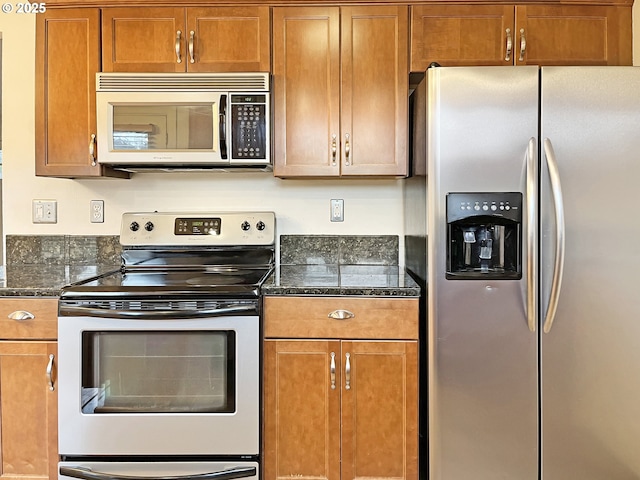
[446,193,522,280]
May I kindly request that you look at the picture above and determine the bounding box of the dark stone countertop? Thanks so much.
[261,265,420,297]
[0,263,421,298]
[0,264,121,297]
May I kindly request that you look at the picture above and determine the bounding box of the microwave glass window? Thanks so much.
[80,331,236,414]
[112,105,214,151]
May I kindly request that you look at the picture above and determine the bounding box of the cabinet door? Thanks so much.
[0,342,57,480]
[186,7,270,72]
[516,5,632,66]
[263,340,341,480]
[411,5,515,69]
[341,341,419,480]
[102,7,186,72]
[341,6,409,177]
[272,7,341,177]
[36,9,126,178]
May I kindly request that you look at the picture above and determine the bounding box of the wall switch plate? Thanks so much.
[91,200,104,223]
[32,200,57,224]
[330,199,344,222]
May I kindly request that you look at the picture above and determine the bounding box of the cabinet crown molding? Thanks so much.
[43,0,635,8]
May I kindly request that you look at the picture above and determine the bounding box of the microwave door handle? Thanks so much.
[219,94,228,159]
[60,466,257,480]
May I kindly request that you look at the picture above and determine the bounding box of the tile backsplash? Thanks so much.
[6,235,122,266]
[6,234,397,267]
[280,235,398,265]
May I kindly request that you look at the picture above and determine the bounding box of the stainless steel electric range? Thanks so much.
[57,211,275,480]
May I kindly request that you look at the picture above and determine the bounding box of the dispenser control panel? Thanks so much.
[447,192,522,223]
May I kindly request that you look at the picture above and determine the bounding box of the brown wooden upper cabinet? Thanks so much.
[102,7,270,72]
[272,6,409,178]
[411,4,632,70]
[36,8,128,178]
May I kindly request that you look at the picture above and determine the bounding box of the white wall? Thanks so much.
[0,14,405,250]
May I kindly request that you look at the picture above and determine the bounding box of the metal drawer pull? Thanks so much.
[8,310,35,320]
[46,354,55,391]
[328,309,355,320]
[345,353,351,390]
[505,28,512,61]
[175,30,182,63]
[330,352,336,390]
[189,30,195,64]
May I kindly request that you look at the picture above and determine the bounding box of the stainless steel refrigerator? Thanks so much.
[404,66,640,479]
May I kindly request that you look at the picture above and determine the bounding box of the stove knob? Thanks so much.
[256,221,266,231]
[145,222,154,232]
[241,221,251,231]
[130,222,140,232]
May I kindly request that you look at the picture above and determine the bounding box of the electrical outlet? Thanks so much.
[32,200,57,224]
[91,200,104,223]
[330,199,344,222]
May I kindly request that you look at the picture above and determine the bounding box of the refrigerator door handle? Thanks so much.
[525,137,537,332]
[543,138,566,333]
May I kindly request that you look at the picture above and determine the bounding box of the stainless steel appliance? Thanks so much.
[96,73,270,170]
[58,211,275,480]
[405,66,640,479]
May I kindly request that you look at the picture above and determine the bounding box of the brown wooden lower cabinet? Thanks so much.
[0,341,58,480]
[263,296,419,480]
[0,299,58,480]
[263,340,418,480]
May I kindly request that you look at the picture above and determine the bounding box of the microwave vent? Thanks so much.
[97,73,269,92]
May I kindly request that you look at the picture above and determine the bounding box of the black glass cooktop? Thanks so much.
[60,266,273,300]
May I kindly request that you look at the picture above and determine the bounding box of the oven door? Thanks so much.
[58,314,259,456]
[59,461,258,480]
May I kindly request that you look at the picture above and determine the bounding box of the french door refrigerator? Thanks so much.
[404,65,640,479]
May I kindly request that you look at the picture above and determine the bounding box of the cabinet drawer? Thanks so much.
[264,296,418,340]
[0,298,58,340]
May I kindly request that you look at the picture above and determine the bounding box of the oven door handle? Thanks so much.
[59,305,257,319]
[60,466,257,480]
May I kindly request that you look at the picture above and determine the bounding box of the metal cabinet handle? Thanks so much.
[46,354,55,391]
[519,28,526,62]
[330,352,336,390]
[89,134,96,166]
[189,30,195,64]
[328,309,355,320]
[525,137,537,332]
[344,133,351,166]
[505,28,512,62]
[8,310,35,320]
[543,138,565,334]
[175,30,182,64]
[344,353,351,390]
[331,134,337,166]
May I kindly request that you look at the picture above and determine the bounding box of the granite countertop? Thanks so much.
[0,264,121,297]
[261,264,420,297]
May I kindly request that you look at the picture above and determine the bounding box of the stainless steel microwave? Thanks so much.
[96,73,270,170]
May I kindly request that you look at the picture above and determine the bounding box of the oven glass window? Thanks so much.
[81,331,236,414]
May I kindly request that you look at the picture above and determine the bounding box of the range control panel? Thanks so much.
[120,212,275,246]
